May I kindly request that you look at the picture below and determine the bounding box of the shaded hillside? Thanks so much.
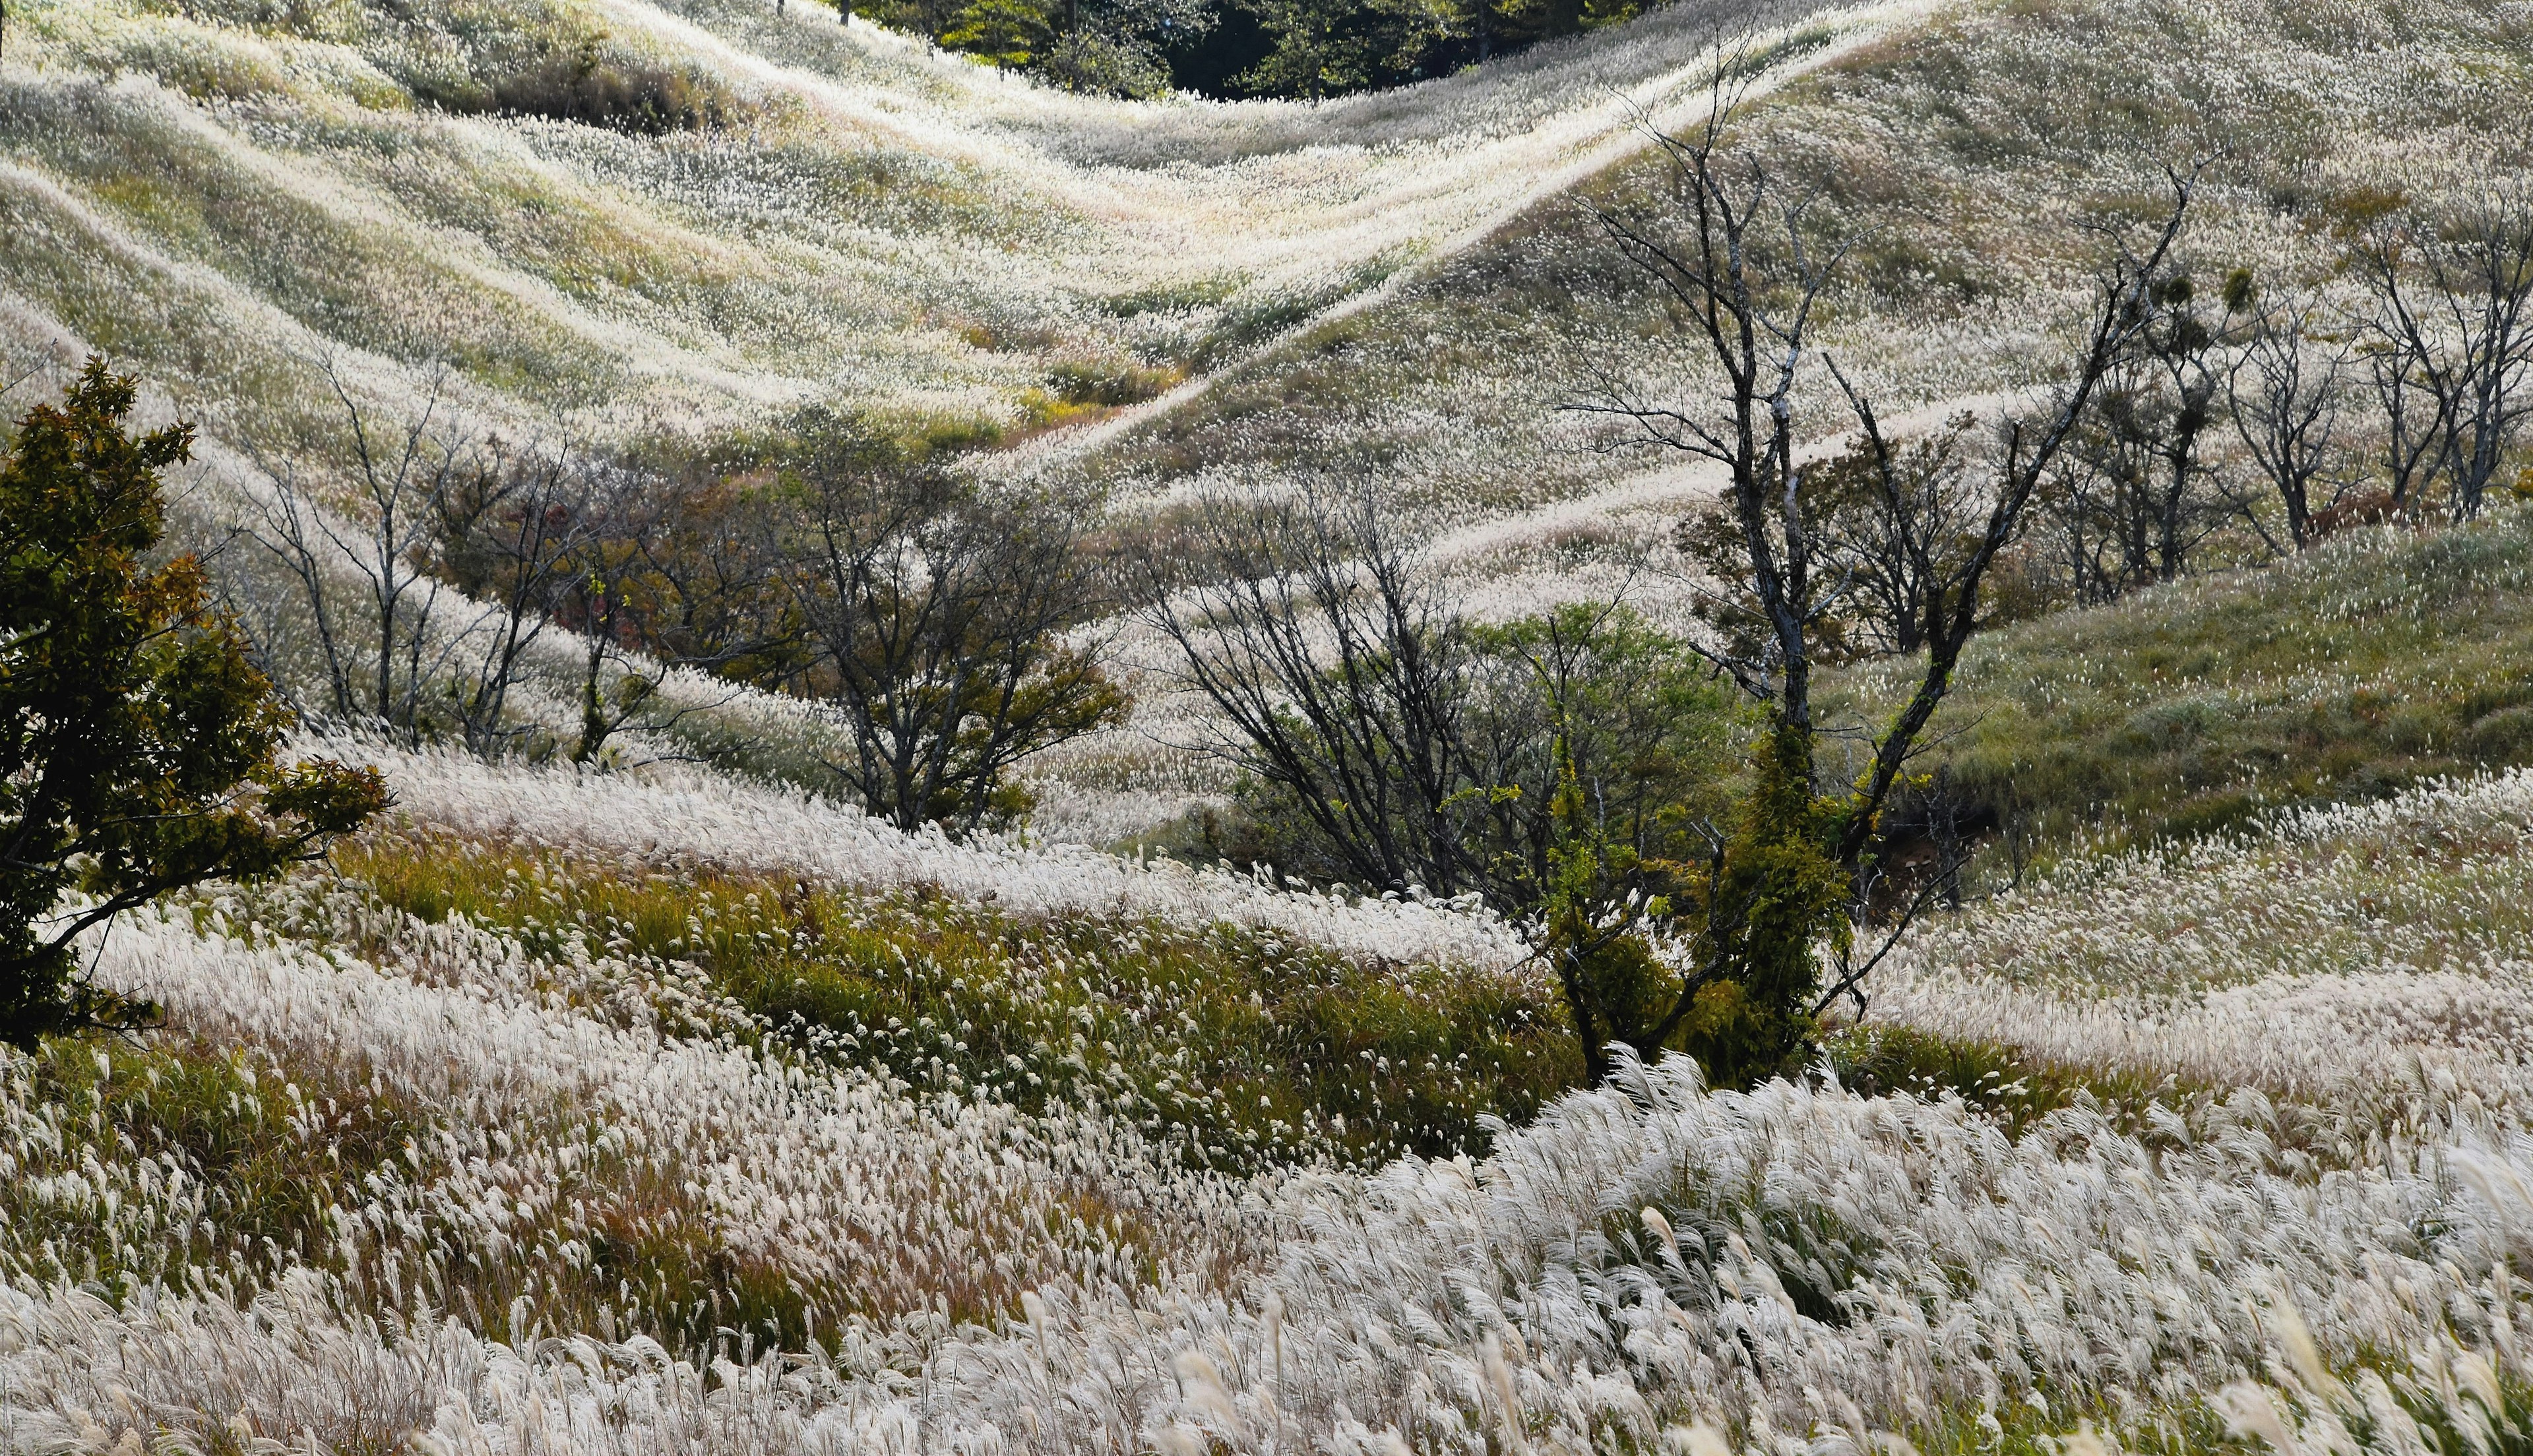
[1843,508,2533,861]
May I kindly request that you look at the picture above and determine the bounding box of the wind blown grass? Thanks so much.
[330,737,1527,970]
[6,748,2533,1453]
[1871,768,2533,1147]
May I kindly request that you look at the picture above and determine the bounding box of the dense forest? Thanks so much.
[840,0,1658,97]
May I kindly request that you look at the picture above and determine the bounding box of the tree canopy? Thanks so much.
[0,361,387,1048]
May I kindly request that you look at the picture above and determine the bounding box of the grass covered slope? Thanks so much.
[340,826,1578,1170]
[1069,0,2533,531]
[0,0,1900,470]
[14,0,2527,540]
[8,744,2533,1453]
[13,0,2533,1449]
[1855,509,2533,855]
[1861,768,2533,1161]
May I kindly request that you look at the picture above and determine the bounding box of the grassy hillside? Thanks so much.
[7,729,2533,1455]
[1844,508,2533,861]
[1860,767,2533,1143]
[1071,0,2533,524]
[13,0,2533,851]
[11,0,2526,524]
[341,824,1579,1171]
[0,0,1877,466]
[11,0,2533,1451]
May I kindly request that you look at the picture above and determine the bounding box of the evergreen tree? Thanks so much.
[0,361,387,1048]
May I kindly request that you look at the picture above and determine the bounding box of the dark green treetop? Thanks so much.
[0,360,388,1049]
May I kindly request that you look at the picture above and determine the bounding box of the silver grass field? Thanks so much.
[9,750,2533,1452]
[8,0,2533,1451]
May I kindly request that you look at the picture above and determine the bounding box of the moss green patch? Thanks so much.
[338,830,1583,1171]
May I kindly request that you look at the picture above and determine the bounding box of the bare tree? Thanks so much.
[2353,187,2533,522]
[235,370,844,766]
[550,470,658,766]
[243,367,473,747]
[241,365,605,758]
[1584,129,2191,859]
[2040,419,2144,603]
[1677,410,1989,662]
[1141,486,1739,1081]
[2228,291,2350,551]
[429,439,595,756]
[549,460,803,766]
[2044,262,2246,597]
[771,426,1125,835]
[1819,410,1987,657]
[2363,316,2448,518]
[1572,94,1840,735]
[1141,483,1479,899]
[1568,75,2196,1081]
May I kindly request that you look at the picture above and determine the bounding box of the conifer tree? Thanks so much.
[0,361,387,1048]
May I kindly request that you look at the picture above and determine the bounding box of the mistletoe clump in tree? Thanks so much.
[0,361,387,1049]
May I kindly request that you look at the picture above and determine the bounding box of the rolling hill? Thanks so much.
[7,0,2533,1451]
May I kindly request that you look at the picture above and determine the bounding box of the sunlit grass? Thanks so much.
[334,828,1582,1171]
